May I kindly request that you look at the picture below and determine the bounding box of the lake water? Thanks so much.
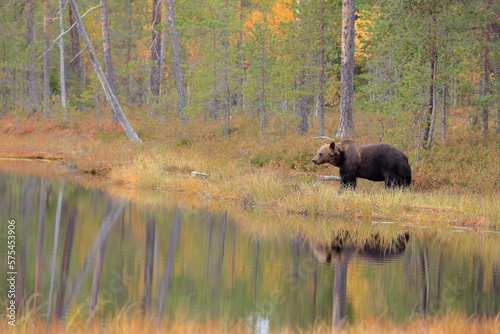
[0,161,499,331]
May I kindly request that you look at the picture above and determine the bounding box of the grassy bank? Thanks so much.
[1,312,499,334]
[0,110,498,226]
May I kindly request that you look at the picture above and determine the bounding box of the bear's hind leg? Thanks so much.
[384,173,410,189]
[384,173,400,189]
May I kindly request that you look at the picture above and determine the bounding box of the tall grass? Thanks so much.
[1,312,498,334]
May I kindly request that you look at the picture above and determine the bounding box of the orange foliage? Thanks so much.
[243,0,294,37]
[355,9,375,62]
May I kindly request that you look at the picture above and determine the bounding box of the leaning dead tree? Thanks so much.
[68,0,142,143]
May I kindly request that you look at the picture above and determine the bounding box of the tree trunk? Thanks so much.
[166,0,188,122]
[296,91,309,135]
[69,5,85,110]
[43,0,50,118]
[100,0,119,123]
[481,22,491,137]
[26,0,38,112]
[421,6,438,150]
[425,55,438,150]
[317,0,326,136]
[58,0,67,115]
[149,0,162,115]
[69,0,143,143]
[441,84,449,140]
[336,0,355,138]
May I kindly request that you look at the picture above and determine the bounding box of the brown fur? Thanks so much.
[312,140,411,190]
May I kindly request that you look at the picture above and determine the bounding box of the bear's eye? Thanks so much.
[319,153,323,157]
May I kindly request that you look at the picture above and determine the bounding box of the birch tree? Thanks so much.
[68,0,142,143]
[149,0,162,115]
[58,0,67,114]
[43,0,50,118]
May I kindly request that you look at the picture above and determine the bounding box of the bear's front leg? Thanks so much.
[339,173,357,191]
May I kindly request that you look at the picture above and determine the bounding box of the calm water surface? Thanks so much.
[0,163,499,331]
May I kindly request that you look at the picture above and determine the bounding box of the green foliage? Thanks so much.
[250,152,273,167]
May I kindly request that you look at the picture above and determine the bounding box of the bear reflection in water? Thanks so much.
[313,231,409,264]
[311,231,410,328]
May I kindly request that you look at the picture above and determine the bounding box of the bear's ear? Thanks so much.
[329,141,336,150]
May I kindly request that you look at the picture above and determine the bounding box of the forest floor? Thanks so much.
[0,109,499,228]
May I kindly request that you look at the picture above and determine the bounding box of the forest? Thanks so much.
[1,0,499,146]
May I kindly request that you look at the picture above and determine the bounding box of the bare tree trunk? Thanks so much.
[336,0,355,138]
[318,0,326,136]
[58,0,67,115]
[69,5,85,110]
[210,30,219,120]
[26,0,38,112]
[237,0,245,112]
[425,55,438,150]
[68,0,142,143]
[43,0,51,118]
[422,6,438,150]
[100,0,118,123]
[257,25,267,134]
[481,23,491,137]
[166,0,188,122]
[296,90,309,135]
[441,84,449,140]
[149,0,162,115]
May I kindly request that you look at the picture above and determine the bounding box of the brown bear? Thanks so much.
[312,140,411,190]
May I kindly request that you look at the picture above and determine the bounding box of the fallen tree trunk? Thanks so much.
[320,175,341,181]
[68,0,142,143]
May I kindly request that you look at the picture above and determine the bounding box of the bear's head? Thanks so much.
[312,141,343,167]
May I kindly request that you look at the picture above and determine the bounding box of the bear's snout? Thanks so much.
[312,158,318,165]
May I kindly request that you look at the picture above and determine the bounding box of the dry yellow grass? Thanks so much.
[1,312,498,334]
